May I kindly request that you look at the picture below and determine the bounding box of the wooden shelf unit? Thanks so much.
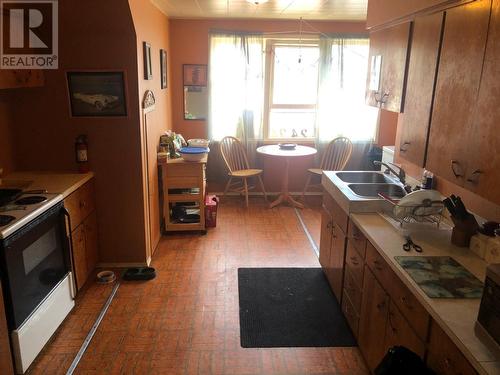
[160,155,207,232]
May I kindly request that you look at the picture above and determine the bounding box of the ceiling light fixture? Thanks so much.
[246,0,269,5]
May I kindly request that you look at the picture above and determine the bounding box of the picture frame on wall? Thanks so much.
[143,42,152,80]
[160,49,167,89]
[67,71,127,117]
[183,64,207,86]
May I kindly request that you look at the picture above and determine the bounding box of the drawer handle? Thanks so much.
[373,260,383,271]
[451,160,463,178]
[443,358,452,369]
[466,169,483,184]
[399,142,410,152]
[376,301,386,311]
[400,296,413,310]
[80,200,87,209]
[350,258,359,266]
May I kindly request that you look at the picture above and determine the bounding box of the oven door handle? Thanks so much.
[61,207,77,298]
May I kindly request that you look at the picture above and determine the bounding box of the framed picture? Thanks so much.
[183,64,207,86]
[143,42,152,80]
[67,71,127,117]
[160,49,167,89]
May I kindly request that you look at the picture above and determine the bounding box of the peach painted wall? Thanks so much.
[129,0,172,255]
[394,114,500,222]
[0,93,14,175]
[169,18,368,140]
[376,110,398,147]
[9,0,148,264]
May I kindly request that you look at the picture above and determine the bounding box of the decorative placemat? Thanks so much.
[395,256,483,298]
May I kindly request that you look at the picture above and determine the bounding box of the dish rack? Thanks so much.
[379,194,445,227]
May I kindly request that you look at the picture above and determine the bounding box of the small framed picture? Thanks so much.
[160,49,167,89]
[67,71,127,117]
[183,64,207,86]
[143,42,152,80]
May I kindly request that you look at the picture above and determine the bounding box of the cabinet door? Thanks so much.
[358,266,390,372]
[466,0,500,203]
[427,320,477,375]
[384,301,426,359]
[366,22,411,113]
[84,211,99,276]
[0,281,14,374]
[328,222,346,302]
[72,224,88,291]
[426,0,491,183]
[319,206,333,271]
[399,12,444,166]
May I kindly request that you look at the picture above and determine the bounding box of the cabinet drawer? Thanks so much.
[427,320,477,375]
[323,193,348,235]
[166,163,203,177]
[342,291,359,338]
[345,241,364,289]
[64,180,95,231]
[344,265,363,313]
[388,275,430,341]
[385,301,426,359]
[347,221,367,258]
[366,241,392,289]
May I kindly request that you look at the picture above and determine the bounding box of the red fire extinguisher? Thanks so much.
[75,135,89,173]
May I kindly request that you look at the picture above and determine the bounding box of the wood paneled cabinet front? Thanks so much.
[398,12,444,166]
[319,193,348,302]
[366,22,411,113]
[64,180,99,291]
[426,0,492,187]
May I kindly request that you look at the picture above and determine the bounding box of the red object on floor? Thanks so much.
[205,195,218,228]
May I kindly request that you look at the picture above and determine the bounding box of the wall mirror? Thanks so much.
[183,64,208,120]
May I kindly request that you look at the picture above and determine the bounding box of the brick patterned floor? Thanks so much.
[28,197,368,375]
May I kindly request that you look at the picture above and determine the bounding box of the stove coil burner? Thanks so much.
[0,215,15,227]
[15,196,47,205]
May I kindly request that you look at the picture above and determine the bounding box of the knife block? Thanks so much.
[451,213,480,247]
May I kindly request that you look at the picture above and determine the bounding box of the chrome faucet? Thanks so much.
[374,161,406,185]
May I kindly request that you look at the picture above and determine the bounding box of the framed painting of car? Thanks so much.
[67,71,127,117]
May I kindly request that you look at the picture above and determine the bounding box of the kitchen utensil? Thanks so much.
[403,236,423,253]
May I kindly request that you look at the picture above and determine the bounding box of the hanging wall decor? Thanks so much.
[143,42,153,80]
[160,49,167,89]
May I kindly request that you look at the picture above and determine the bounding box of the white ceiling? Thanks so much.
[151,0,368,21]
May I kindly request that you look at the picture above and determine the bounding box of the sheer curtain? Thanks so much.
[316,37,379,169]
[209,32,264,158]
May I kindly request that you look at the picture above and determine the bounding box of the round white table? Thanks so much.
[256,144,317,208]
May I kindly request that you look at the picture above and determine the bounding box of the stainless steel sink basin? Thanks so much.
[335,172,395,184]
[347,183,406,199]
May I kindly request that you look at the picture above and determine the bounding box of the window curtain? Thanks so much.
[208,32,265,160]
[315,37,379,169]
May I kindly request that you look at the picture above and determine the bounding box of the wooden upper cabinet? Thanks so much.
[398,12,444,166]
[366,0,468,29]
[366,22,411,113]
[466,0,500,203]
[425,0,491,185]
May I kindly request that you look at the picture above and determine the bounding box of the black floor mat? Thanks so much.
[238,267,356,348]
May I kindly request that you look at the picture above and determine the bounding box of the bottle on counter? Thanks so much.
[421,169,434,189]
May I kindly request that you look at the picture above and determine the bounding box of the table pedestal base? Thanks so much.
[269,158,304,209]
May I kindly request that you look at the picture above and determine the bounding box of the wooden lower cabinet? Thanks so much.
[328,222,346,301]
[385,301,426,358]
[427,321,477,375]
[319,206,333,271]
[0,281,14,374]
[358,266,390,371]
[64,180,99,292]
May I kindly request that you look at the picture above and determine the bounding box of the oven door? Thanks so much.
[0,202,71,329]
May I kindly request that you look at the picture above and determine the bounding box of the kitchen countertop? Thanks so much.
[1,171,94,199]
[351,213,500,375]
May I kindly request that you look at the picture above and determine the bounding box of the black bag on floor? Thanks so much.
[375,346,435,375]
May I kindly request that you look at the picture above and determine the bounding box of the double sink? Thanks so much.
[321,170,407,215]
[335,171,406,199]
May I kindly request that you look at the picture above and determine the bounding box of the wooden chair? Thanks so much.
[302,137,353,199]
[220,136,267,207]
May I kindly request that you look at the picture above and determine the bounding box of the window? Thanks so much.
[265,40,320,139]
